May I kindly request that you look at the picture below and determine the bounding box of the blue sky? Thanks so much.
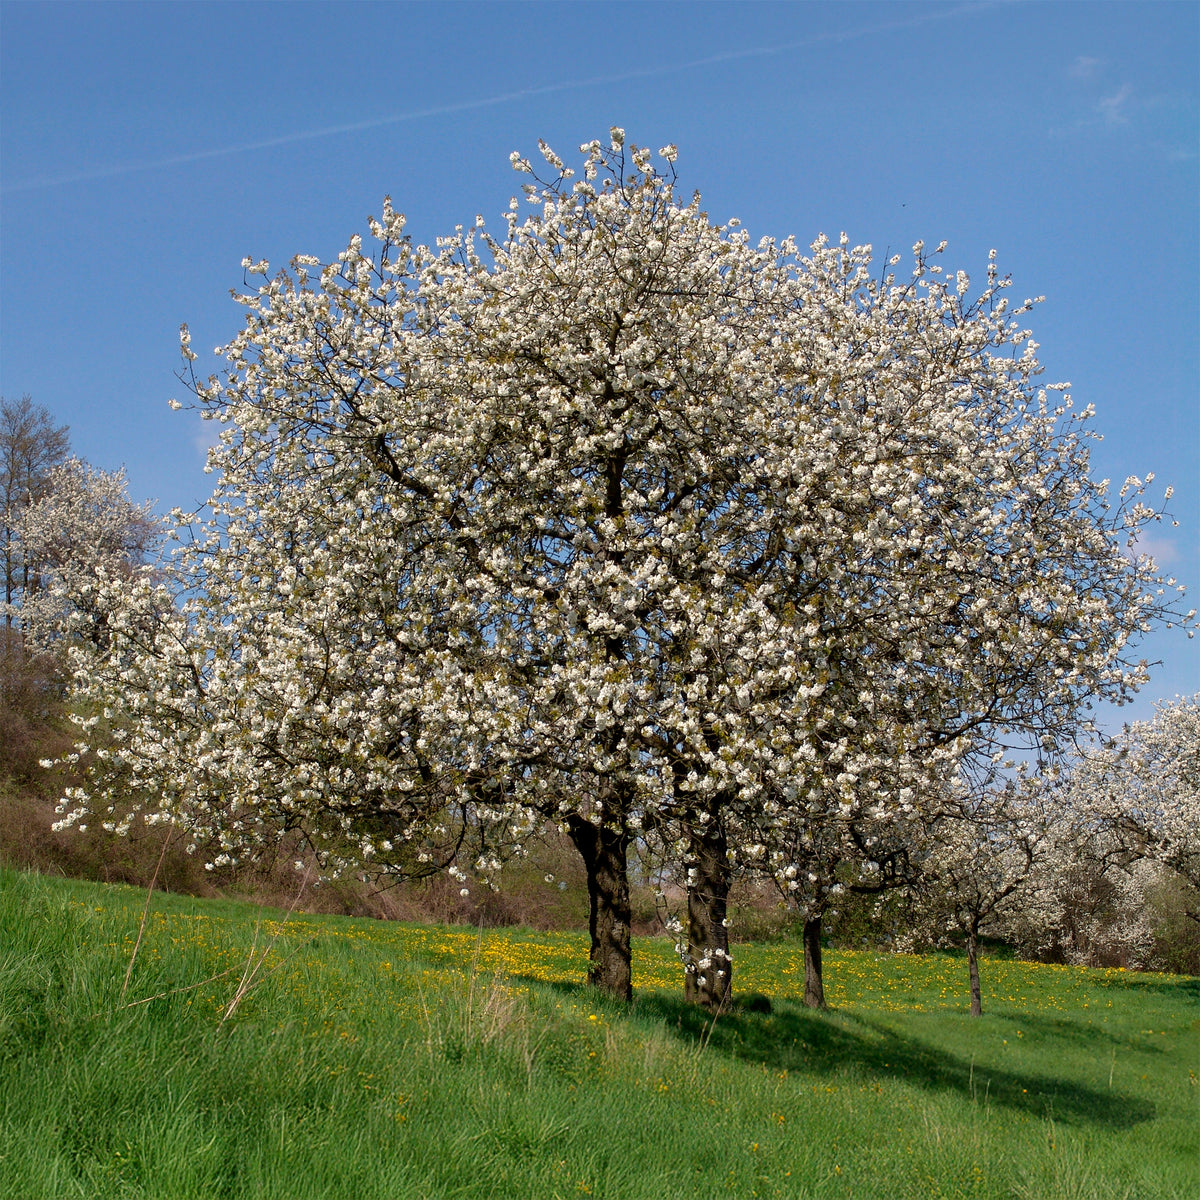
[2,0,1196,729]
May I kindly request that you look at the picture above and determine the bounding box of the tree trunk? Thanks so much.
[567,813,632,1002]
[803,913,826,1009]
[684,816,732,1011]
[967,928,982,1017]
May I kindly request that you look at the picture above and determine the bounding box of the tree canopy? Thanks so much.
[53,134,1192,1002]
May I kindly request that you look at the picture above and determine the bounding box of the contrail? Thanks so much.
[3,2,1001,195]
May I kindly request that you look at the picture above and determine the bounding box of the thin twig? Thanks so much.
[219,939,310,1020]
[698,986,733,1053]
[221,859,313,1022]
[120,826,173,1002]
[112,965,241,1012]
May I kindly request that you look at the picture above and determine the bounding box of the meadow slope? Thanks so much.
[1,869,1196,1199]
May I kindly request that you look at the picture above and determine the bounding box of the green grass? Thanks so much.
[1,869,1197,1199]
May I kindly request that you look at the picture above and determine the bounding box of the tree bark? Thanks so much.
[803,913,826,1009]
[684,815,732,1011]
[967,928,982,1017]
[567,813,632,1002]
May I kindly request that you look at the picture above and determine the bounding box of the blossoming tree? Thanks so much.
[904,773,1054,1015]
[667,217,1194,1007]
[52,133,1192,1005]
[1067,696,1200,918]
[15,459,159,655]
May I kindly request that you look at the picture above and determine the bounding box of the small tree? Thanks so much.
[908,775,1051,1016]
[761,787,928,1010]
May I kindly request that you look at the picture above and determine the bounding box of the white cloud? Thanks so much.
[193,420,223,463]
[1097,84,1134,125]
[1127,533,1181,569]
[1068,55,1104,80]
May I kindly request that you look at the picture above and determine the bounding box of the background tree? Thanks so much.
[904,774,1052,1016]
[0,405,169,889]
[17,459,160,655]
[1006,841,1163,970]
[1074,696,1200,911]
[1010,697,1200,969]
[1,396,73,786]
[1,395,70,627]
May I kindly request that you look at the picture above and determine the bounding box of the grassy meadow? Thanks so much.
[1,867,1197,1199]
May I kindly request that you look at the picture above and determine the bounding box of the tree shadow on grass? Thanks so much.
[1091,974,1200,1002]
[990,1009,1171,1053]
[515,975,1155,1131]
[646,993,1156,1129]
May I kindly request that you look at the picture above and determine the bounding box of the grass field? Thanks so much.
[1,868,1196,1199]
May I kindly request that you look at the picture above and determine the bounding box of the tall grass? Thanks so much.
[1,868,1196,1199]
